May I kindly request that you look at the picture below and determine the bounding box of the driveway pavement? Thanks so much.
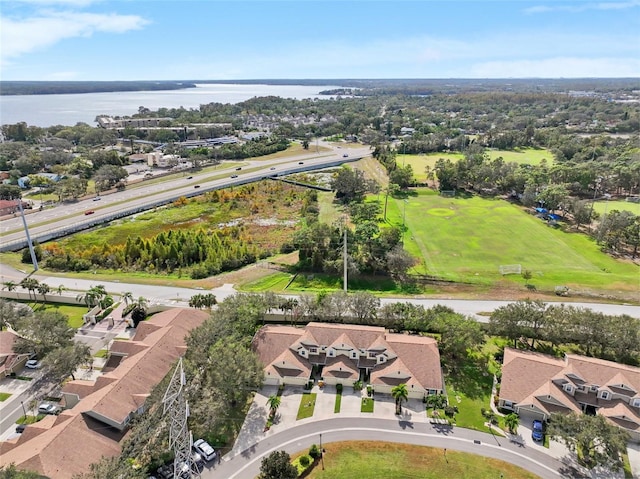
[220,384,638,479]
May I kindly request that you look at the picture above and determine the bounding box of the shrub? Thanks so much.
[299,455,310,467]
[366,385,373,397]
[336,383,343,393]
[444,406,457,417]
[309,444,321,459]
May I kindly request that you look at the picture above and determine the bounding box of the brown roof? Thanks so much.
[0,307,208,478]
[501,348,640,429]
[0,331,18,356]
[253,323,443,392]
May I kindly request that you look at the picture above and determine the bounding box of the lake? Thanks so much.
[0,83,342,127]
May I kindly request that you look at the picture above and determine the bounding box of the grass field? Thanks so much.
[592,199,640,216]
[297,393,317,420]
[381,188,639,294]
[399,148,553,183]
[361,397,374,412]
[304,441,540,479]
[0,392,11,401]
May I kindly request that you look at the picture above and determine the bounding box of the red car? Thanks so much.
[84,210,95,215]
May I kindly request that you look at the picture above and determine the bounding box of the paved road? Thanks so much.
[1,145,370,249]
[204,417,567,479]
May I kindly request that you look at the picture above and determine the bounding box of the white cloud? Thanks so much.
[469,57,640,78]
[0,10,149,65]
[525,0,640,14]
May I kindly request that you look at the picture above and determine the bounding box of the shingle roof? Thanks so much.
[0,307,208,478]
[501,348,640,431]
[253,323,443,392]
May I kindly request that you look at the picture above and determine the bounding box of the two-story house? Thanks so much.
[252,322,444,399]
[498,348,640,442]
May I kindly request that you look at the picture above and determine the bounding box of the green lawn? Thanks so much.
[361,397,374,413]
[334,390,342,413]
[0,392,12,401]
[28,302,86,328]
[305,441,539,479]
[297,393,317,420]
[592,200,640,216]
[380,188,639,293]
[318,191,344,225]
[445,361,494,433]
[399,148,553,182]
[240,272,293,292]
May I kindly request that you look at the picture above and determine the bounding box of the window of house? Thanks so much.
[590,385,599,392]
[504,400,513,408]
[563,383,574,393]
[632,398,640,408]
[351,352,357,359]
[327,350,334,357]
[368,352,376,359]
[599,390,610,400]
[309,347,318,354]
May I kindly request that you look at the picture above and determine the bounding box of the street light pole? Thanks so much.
[21,400,27,418]
[319,433,325,470]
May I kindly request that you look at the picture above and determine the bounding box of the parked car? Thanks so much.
[193,438,216,462]
[38,403,61,415]
[25,359,41,369]
[532,420,544,441]
[15,424,26,433]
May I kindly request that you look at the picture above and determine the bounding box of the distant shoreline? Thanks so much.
[0,81,198,96]
[2,78,638,96]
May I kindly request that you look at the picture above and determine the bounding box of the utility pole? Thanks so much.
[18,199,38,271]
[162,357,200,478]
[343,221,348,292]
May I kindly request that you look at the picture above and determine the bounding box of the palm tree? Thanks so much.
[391,383,409,415]
[56,285,66,296]
[121,291,133,306]
[20,278,39,301]
[505,413,520,434]
[2,281,17,292]
[36,282,50,302]
[267,394,281,418]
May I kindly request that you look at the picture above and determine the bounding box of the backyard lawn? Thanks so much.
[305,441,539,479]
[592,199,640,216]
[381,188,639,293]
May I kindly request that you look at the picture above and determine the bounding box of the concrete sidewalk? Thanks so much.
[228,384,639,479]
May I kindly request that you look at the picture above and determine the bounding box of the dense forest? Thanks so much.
[0,81,196,95]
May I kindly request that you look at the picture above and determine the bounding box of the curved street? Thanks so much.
[205,417,567,479]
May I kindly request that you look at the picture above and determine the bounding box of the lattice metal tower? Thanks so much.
[162,357,200,479]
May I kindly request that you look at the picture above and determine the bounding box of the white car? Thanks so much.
[193,439,216,462]
[38,403,61,415]
[25,359,41,369]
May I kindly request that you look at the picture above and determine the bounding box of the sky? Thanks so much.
[1,0,639,81]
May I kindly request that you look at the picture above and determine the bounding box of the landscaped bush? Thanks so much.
[309,444,321,460]
[336,383,343,393]
[444,405,457,417]
[299,455,310,467]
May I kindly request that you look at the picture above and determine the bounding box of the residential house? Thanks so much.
[0,308,209,478]
[498,348,640,443]
[252,322,444,399]
[0,331,30,377]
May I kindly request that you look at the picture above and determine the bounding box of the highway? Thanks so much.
[0,145,371,250]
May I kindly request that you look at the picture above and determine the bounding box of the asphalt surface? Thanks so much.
[205,417,567,479]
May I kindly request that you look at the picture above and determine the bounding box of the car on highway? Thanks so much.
[187,176,193,179]
[270,167,276,170]
[298,161,304,164]
[84,210,95,215]
[93,196,101,201]
[193,438,216,462]
[231,174,238,178]
[343,153,349,157]
[194,185,201,189]
[25,359,41,369]
[532,420,544,441]
[38,403,61,415]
